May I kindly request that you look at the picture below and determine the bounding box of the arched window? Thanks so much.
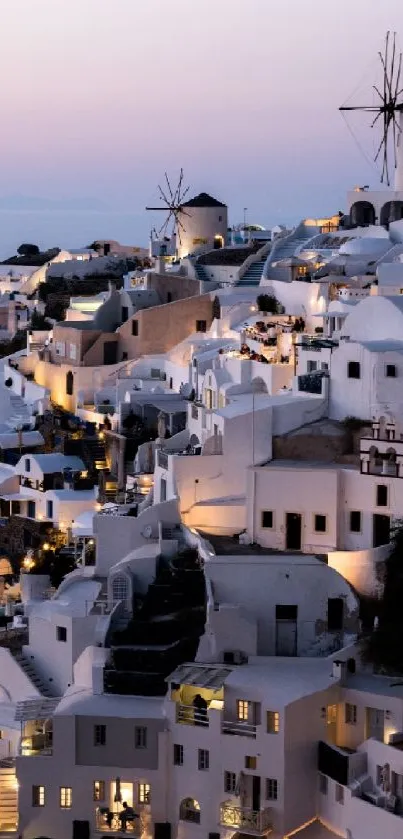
[112,574,129,603]
[66,371,74,396]
[180,798,201,824]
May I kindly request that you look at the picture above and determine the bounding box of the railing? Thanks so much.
[20,734,53,756]
[176,703,209,727]
[222,719,257,738]
[157,449,169,469]
[220,803,272,833]
[95,810,140,834]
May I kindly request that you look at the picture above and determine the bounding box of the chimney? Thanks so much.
[332,659,347,683]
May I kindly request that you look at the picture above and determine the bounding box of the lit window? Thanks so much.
[345,703,357,725]
[224,771,237,794]
[314,514,327,533]
[138,783,150,804]
[237,700,250,721]
[245,756,257,770]
[135,726,147,749]
[173,744,183,766]
[319,774,328,795]
[198,748,209,770]
[267,711,279,733]
[32,785,45,807]
[261,511,273,529]
[335,784,344,804]
[60,787,72,809]
[94,724,106,746]
[266,778,278,800]
[93,781,105,801]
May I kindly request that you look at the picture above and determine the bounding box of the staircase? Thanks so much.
[194,261,209,283]
[0,766,18,833]
[64,436,108,474]
[236,259,266,286]
[262,223,317,283]
[13,651,55,697]
[5,392,32,431]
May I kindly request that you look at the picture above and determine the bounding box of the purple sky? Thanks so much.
[1,0,402,250]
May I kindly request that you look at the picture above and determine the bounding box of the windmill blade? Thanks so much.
[175,169,184,205]
[158,184,171,207]
[390,32,397,99]
[373,84,384,104]
[393,114,398,168]
[165,172,174,201]
[175,214,186,233]
[371,109,383,128]
[394,52,402,101]
[179,185,190,203]
[374,117,388,162]
[158,210,174,238]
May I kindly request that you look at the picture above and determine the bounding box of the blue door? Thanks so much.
[27,500,36,519]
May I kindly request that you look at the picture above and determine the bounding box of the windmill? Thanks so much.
[340,31,403,187]
[146,169,190,251]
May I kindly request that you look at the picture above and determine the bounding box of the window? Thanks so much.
[321,362,329,371]
[345,703,357,725]
[328,598,343,632]
[94,724,106,746]
[335,784,344,804]
[173,744,183,766]
[138,783,150,804]
[267,711,280,733]
[196,320,207,333]
[266,779,278,800]
[132,320,139,336]
[167,292,172,303]
[56,626,67,642]
[32,785,45,807]
[307,360,317,373]
[319,774,328,795]
[237,700,250,721]
[180,798,200,823]
[347,361,360,379]
[261,510,273,529]
[386,364,397,378]
[121,306,129,322]
[69,343,77,360]
[377,484,388,507]
[122,352,128,361]
[376,765,383,786]
[25,458,30,472]
[46,500,53,519]
[60,787,72,809]
[112,575,129,603]
[350,510,362,533]
[55,341,66,356]
[198,748,209,770]
[224,771,237,794]
[160,478,167,503]
[314,514,327,533]
[245,756,257,770]
[93,781,105,801]
[66,370,74,396]
[135,726,147,749]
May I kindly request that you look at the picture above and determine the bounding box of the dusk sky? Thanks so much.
[1,0,402,253]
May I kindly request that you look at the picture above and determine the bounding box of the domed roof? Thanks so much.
[182,192,226,208]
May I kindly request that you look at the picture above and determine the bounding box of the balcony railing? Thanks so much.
[20,733,52,756]
[220,803,272,833]
[95,809,140,835]
[222,719,257,738]
[176,703,209,727]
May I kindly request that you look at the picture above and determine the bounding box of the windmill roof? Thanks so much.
[182,192,226,208]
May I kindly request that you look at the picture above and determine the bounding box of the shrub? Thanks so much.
[257,293,281,314]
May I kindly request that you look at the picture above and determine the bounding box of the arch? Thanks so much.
[350,201,376,227]
[251,376,268,394]
[380,200,403,228]
[66,371,74,396]
[189,434,201,448]
[213,234,224,250]
[386,447,397,462]
[180,798,201,823]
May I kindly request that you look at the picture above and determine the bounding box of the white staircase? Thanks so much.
[236,259,267,286]
[0,766,18,833]
[5,392,32,431]
[13,651,55,698]
[262,223,317,283]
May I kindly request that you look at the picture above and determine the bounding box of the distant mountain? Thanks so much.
[0,195,107,211]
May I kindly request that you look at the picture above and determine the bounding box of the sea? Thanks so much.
[0,209,150,260]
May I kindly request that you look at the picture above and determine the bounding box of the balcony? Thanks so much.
[220,803,272,834]
[20,733,52,756]
[222,719,257,738]
[176,703,209,727]
[95,809,140,835]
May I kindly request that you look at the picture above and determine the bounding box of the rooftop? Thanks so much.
[182,191,226,208]
[21,454,85,473]
[55,689,165,719]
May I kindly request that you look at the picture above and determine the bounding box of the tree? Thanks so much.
[256,293,282,314]
[17,243,40,257]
